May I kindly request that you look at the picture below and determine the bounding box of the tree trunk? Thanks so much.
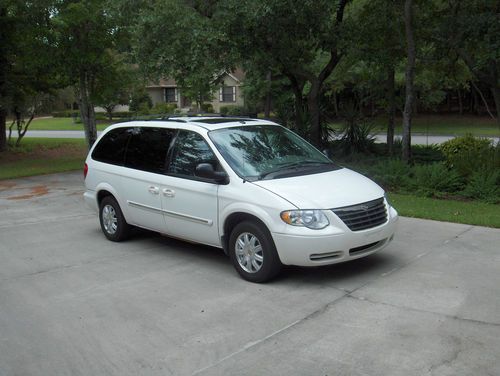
[332,91,339,118]
[287,73,306,134]
[471,81,495,119]
[15,112,35,147]
[264,71,272,118]
[294,94,305,134]
[107,109,113,121]
[471,85,479,115]
[402,0,416,162]
[457,88,463,115]
[490,86,500,130]
[0,109,6,152]
[0,7,7,152]
[386,65,396,155]
[308,79,322,147]
[78,71,97,149]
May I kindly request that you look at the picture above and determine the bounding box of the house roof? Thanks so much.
[231,67,246,82]
[146,78,177,88]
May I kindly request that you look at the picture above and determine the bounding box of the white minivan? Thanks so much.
[84,117,398,282]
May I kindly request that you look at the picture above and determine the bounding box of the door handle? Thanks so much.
[148,186,159,195]
[163,188,175,197]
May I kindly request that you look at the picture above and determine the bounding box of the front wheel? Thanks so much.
[99,196,131,242]
[229,221,281,283]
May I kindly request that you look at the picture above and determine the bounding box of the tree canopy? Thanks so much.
[0,0,498,153]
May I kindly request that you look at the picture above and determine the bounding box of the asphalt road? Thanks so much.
[1,172,499,375]
[7,129,500,145]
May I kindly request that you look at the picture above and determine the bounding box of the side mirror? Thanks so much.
[195,163,229,184]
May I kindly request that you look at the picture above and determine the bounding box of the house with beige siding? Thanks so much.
[146,69,245,112]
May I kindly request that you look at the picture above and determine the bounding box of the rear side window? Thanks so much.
[125,127,175,173]
[91,128,130,165]
[168,130,218,177]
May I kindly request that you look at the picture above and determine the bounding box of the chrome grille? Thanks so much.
[332,198,387,231]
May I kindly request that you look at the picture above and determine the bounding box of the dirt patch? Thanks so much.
[6,185,50,200]
[0,143,86,163]
[0,181,16,192]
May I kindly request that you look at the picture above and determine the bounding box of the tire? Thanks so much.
[99,196,131,242]
[229,221,282,283]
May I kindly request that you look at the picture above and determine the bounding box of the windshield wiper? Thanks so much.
[258,160,333,180]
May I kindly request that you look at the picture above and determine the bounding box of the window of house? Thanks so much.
[220,86,236,102]
[165,87,177,103]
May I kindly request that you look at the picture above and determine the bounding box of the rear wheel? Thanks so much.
[229,221,281,283]
[99,196,131,241]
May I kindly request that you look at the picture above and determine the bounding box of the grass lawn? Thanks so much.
[388,192,500,228]
[0,138,87,180]
[25,117,112,131]
[331,114,499,136]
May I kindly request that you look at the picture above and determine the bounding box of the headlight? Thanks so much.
[280,210,329,229]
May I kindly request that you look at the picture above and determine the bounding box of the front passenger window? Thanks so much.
[168,131,218,177]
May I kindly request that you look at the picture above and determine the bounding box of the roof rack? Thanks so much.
[118,112,261,126]
[184,112,226,117]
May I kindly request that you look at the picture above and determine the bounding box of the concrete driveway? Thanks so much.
[0,172,499,376]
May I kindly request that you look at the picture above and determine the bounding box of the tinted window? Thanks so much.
[168,131,218,177]
[125,127,175,173]
[91,128,130,165]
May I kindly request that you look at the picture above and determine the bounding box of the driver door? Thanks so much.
[161,130,221,247]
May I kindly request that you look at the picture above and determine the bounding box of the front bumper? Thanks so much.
[272,208,398,266]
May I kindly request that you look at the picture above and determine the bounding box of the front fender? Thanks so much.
[219,202,287,238]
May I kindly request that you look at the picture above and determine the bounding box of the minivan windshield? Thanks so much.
[209,125,338,181]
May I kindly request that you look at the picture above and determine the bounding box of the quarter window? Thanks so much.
[91,128,130,165]
[125,127,175,173]
[168,131,218,177]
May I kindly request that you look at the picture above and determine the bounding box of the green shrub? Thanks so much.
[440,134,497,177]
[151,102,177,114]
[52,110,79,118]
[462,170,500,204]
[412,145,444,164]
[338,121,376,155]
[129,90,152,113]
[409,163,463,198]
[200,103,214,113]
[338,102,375,155]
[368,159,412,191]
[220,105,245,116]
[136,102,152,116]
[112,111,133,118]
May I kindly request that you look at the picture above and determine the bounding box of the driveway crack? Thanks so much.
[346,294,500,327]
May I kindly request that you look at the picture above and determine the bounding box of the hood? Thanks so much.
[252,168,384,209]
